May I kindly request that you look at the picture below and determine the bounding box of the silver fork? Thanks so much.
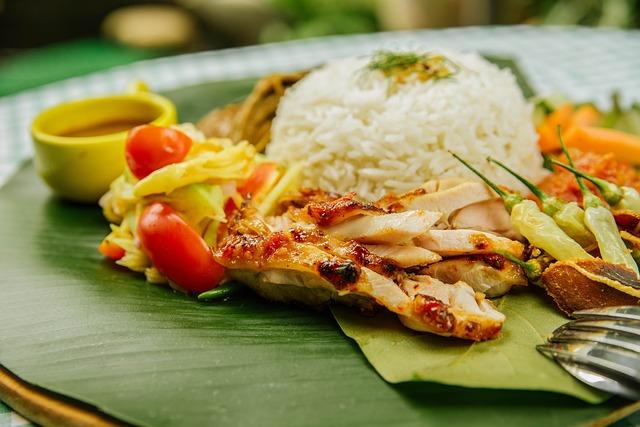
[537,306,640,400]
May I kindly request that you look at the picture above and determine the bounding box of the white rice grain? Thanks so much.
[266,50,546,201]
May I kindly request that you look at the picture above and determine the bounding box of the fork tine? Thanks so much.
[537,342,640,385]
[573,306,640,321]
[558,359,640,400]
[555,319,640,339]
[550,328,640,354]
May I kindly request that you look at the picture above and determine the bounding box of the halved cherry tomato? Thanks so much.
[125,125,193,179]
[98,240,125,261]
[138,202,225,293]
[238,162,279,199]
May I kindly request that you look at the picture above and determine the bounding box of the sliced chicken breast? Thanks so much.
[399,275,505,340]
[449,199,521,240]
[379,180,494,218]
[325,210,441,244]
[423,255,527,297]
[305,193,386,226]
[216,206,505,340]
[364,244,441,268]
[415,229,524,257]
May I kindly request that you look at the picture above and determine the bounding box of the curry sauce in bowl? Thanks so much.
[31,88,177,203]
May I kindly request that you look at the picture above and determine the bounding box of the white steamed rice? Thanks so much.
[266,50,547,201]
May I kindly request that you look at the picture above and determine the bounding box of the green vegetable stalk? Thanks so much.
[551,160,640,212]
[557,133,639,275]
[489,157,594,248]
[451,153,592,262]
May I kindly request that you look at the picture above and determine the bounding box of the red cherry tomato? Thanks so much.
[98,240,125,260]
[238,162,278,198]
[125,125,193,179]
[138,202,225,293]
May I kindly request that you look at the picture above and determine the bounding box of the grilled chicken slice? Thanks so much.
[422,255,527,297]
[379,179,495,218]
[305,193,386,226]
[325,210,441,244]
[364,245,441,268]
[415,229,524,257]
[218,227,408,308]
[449,199,520,240]
[399,275,505,340]
[216,206,504,340]
[277,188,342,212]
[284,191,440,245]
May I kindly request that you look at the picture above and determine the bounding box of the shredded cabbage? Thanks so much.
[105,212,151,273]
[157,183,225,233]
[99,123,296,286]
[99,170,138,224]
[134,141,256,197]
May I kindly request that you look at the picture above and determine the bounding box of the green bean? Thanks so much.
[197,282,241,301]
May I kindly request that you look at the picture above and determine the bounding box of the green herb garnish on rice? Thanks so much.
[367,51,458,84]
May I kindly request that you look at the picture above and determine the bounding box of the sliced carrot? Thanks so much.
[563,126,640,165]
[569,105,601,128]
[99,240,125,260]
[537,103,574,153]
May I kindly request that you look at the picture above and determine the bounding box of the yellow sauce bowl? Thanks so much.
[31,84,177,203]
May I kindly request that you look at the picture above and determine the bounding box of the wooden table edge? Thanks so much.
[0,365,125,426]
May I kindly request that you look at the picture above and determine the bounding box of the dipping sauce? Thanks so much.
[59,119,150,138]
[31,89,177,202]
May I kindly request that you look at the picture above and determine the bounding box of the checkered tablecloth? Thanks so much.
[0,404,29,427]
[1,25,639,426]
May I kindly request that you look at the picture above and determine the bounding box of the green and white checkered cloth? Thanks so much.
[2,25,640,187]
[0,404,29,427]
[1,25,639,426]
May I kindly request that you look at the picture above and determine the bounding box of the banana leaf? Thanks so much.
[0,163,626,427]
[332,290,603,402]
[0,61,629,425]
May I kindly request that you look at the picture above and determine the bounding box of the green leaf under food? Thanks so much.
[0,163,623,426]
[332,289,605,404]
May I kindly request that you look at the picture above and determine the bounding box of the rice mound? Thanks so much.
[266,50,546,201]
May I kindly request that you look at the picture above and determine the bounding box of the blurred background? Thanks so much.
[1,0,638,96]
